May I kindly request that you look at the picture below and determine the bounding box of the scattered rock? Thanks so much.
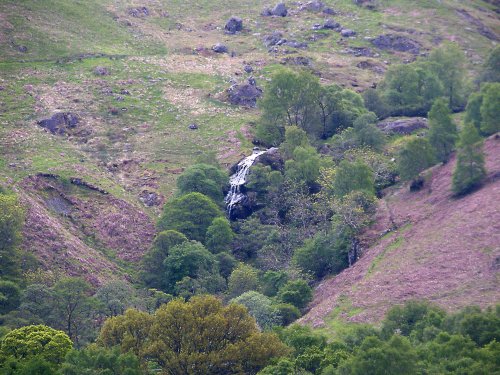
[323,19,341,30]
[301,0,325,12]
[263,31,286,47]
[70,178,108,194]
[244,64,254,73]
[271,2,288,17]
[17,45,28,53]
[139,190,162,207]
[37,112,79,135]
[322,7,337,15]
[93,66,110,76]
[225,16,243,34]
[356,60,385,74]
[212,43,228,53]
[281,56,312,66]
[120,89,130,95]
[371,34,421,54]
[285,40,308,49]
[308,32,329,41]
[261,8,273,16]
[346,47,376,57]
[128,6,149,17]
[340,28,356,37]
[188,123,198,130]
[377,117,428,135]
[353,0,378,10]
[227,78,263,107]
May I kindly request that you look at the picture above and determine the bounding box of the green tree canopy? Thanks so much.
[452,122,487,196]
[158,192,223,242]
[0,193,24,282]
[60,345,141,375]
[293,231,350,279]
[163,241,218,293]
[478,45,500,84]
[0,325,72,366]
[479,82,500,135]
[176,163,227,203]
[141,230,188,289]
[338,334,417,375]
[0,280,21,315]
[231,291,281,330]
[427,97,458,163]
[128,295,289,374]
[257,68,322,145]
[332,159,375,199]
[397,137,436,181]
[427,42,467,110]
[285,146,322,186]
[277,279,313,310]
[98,308,153,358]
[227,263,260,299]
[352,112,385,151]
[205,217,234,254]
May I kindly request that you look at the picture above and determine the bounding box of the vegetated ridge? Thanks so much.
[301,135,500,329]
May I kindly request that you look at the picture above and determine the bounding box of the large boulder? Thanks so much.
[272,3,288,17]
[225,16,243,34]
[371,34,421,54]
[227,78,263,107]
[323,19,341,30]
[377,117,428,135]
[37,112,79,135]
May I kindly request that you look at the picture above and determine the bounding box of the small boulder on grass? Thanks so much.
[225,16,243,34]
[212,43,228,53]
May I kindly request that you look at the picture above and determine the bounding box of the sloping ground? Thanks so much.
[16,174,155,285]
[301,135,500,328]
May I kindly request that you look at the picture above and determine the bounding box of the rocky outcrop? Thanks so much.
[263,31,286,47]
[225,16,243,34]
[371,34,421,54]
[262,2,288,17]
[227,78,263,107]
[300,0,325,11]
[323,19,341,30]
[377,117,428,135]
[128,6,149,17]
[37,112,79,135]
[93,66,110,76]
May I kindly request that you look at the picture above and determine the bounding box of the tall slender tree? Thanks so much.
[427,98,458,163]
[452,122,487,195]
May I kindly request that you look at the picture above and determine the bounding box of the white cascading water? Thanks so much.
[225,149,268,216]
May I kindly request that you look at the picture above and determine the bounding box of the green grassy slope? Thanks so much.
[0,0,498,279]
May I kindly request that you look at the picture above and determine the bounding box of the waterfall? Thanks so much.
[225,148,268,217]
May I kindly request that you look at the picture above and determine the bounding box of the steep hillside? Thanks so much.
[1,0,499,280]
[301,135,500,330]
